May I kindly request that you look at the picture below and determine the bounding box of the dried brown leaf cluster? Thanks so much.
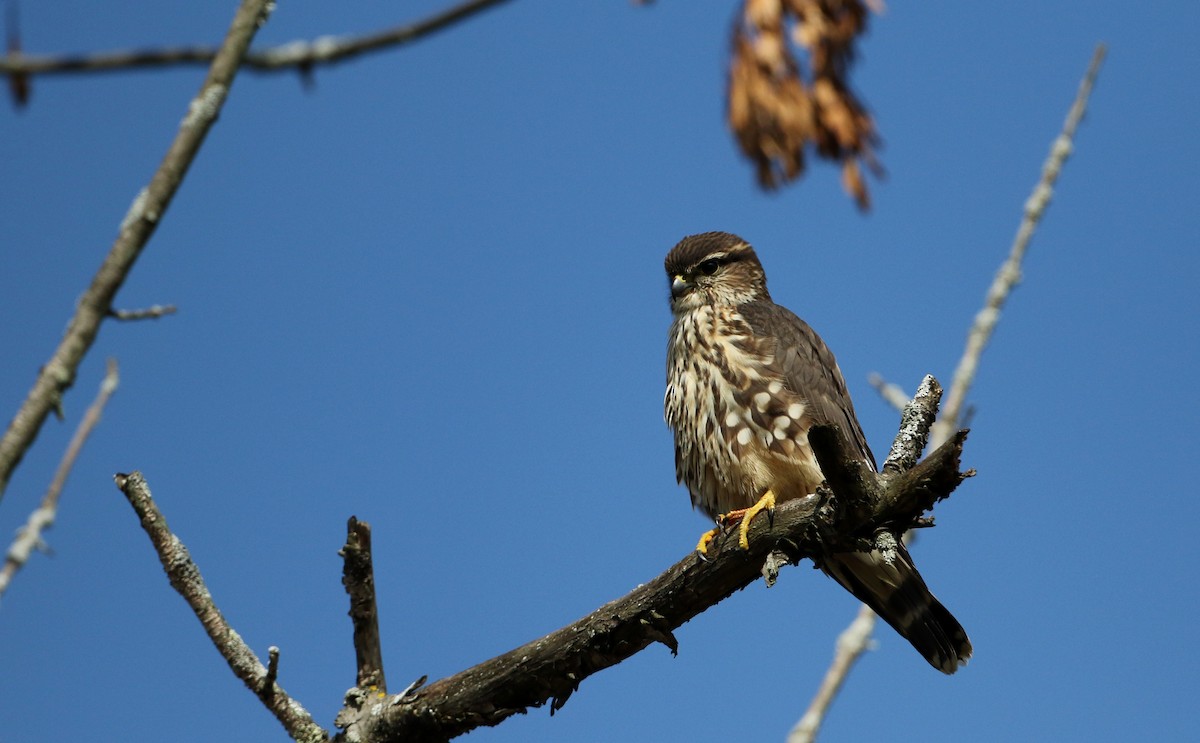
[728,0,879,208]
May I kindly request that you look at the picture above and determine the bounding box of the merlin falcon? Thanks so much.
[663,231,971,673]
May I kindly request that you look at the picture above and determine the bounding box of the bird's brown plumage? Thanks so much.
[663,231,971,673]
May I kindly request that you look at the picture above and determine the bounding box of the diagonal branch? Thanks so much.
[334,395,970,742]
[0,359,119,601]
[114,471,329,743]
[0,0,513,79]
[930,42,1107,447]
[0,0,272,503]
[792,42,1108,743]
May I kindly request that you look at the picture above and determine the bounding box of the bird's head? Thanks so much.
[664,231,770,313]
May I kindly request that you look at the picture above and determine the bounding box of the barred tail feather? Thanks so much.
[821,544,972,674]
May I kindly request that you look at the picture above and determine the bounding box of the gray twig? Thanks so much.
[115,471,328,743]
[0,0,272,502]
[0,359,119,601]
[0,0,512,78]
[266,646,281,687]
[866,371,910,413]
[793,42,1108,743]
[108,304,178,321]
[931,43,1107,448]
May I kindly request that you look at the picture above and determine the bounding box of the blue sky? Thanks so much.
[2,1,1197,741]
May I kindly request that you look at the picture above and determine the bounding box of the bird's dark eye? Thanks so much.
[696,258,723,275]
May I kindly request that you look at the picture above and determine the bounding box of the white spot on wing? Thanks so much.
[753,391,771,411]
[737,428,753,445]
[788,403,804,419]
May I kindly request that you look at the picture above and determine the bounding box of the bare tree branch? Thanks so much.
[793,42,1108,743]
[334,404,970,742]
[0,0,513,79]
[114,471,329,743]
[111,421,966,742]
[880,375,941,476]
[0,359,118,601]
[931,42,1107,447]
[786,603,874,743]
[0,0,273,502]
[341,517,387,692]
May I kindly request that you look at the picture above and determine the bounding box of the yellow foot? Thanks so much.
[722,490,776,550]
[694,490,777,556]
[695,527,720,557]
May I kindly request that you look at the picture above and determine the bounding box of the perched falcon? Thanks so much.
[663,231,971,673]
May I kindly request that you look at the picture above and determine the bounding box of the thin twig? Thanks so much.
[266,646,281,687]
[108,304,178,321]
[0,359,119,601]
[0,0,513,78]
[0,0,273,502]
[866,371,909,413]
[786,604,875,743]
[930,42,1107,448]
[114,471,328,743]
[794,42,1107,743]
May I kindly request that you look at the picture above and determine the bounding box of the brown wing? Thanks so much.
[736,301,876,469]
[738,301,971,673]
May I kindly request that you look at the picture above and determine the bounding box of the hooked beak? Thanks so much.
[670,274,691,299]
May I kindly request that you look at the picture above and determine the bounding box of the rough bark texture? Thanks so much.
[342,517,388,692]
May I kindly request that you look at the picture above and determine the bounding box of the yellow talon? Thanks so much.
[694,490,777,555]
[737,489,776,550]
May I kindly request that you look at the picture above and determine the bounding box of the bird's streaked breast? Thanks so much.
[666,305,824,517]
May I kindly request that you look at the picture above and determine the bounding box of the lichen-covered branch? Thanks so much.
[0,359,119,600]
[114,471,329,743]
[881,375,941,476]
[0,0,272,503]
[335,406,970,742]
